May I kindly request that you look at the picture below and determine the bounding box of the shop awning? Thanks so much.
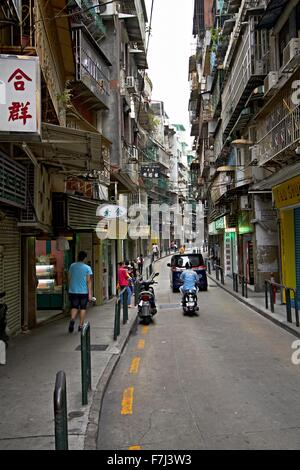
[26,123,110,180]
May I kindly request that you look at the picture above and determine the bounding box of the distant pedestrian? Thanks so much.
[68,251,93,333]
[179,245,185,255]
[152,243,159,262]
[137,254,144,275]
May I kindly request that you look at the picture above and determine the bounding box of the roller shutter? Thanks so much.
[0,210,21,334]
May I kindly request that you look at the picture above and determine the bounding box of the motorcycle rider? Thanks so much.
[179,262,199,305]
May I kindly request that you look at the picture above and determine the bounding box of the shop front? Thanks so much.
[35,237,72,322]
[238,212,254,285]
[273,175,300,304]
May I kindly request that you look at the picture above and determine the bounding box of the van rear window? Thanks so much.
[173,255,204,268]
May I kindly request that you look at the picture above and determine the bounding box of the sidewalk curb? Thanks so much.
[84,311,139,450]
[208,274,300,339]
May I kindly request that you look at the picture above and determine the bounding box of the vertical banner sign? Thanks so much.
[0,55,41,136]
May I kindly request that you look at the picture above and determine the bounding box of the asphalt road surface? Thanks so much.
[97,257,300,450]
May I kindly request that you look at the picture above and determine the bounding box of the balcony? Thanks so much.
[121,146,139,185]
[257,101,300,167]
[119,0,148,69]
[156,147,170,169]
[72,28,111,110]
[221,21,268,137]
[211,69,225,118]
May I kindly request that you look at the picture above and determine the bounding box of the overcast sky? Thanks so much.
[144,0,194,146]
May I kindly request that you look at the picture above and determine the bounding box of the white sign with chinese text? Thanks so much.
[0,55,40,135]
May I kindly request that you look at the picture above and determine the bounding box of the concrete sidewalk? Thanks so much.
[207,271,300,339]
[0,299,138,450]
[0,254,170,450]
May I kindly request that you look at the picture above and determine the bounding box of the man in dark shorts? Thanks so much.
[68,251,93,333]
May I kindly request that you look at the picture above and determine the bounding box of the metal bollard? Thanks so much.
[81,322,91,406]
[216,266,220,281]
[123,288,128,325]
[54,371,68,450]
[242,277,245,298]
[269,283,274,313]
[221,268,224,285]
[207,261,211,275]
[265,281,269,309]
[114,297,121,340]
[294,292,299,327]
[285,288,292,323]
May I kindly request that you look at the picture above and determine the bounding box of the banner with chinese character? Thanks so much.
[0,55,40,136]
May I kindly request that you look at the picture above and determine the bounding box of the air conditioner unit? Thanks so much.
[125,76,137,93]
[240,195,250,210]
[99,1,120,16]
[129,146,139,162]
[282,38,300,72]
[264,71,279,96]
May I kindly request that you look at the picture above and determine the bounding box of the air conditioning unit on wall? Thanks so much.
[264,71,279,96]
[282,38,300,72]
[125,76,137,93]
[240,195,250,210]
[99,1,120,16]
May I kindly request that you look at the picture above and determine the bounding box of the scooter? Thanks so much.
[0,292,9,348]
[180,284,200,316]
[137,272,159,325]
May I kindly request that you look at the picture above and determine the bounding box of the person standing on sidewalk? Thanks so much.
[117,261,133,308]
[137,254,144,275]
[68,251,93,333]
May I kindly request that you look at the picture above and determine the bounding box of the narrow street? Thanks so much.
[97,258,300,450]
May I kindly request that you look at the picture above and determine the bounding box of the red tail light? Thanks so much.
[141,294,150,301]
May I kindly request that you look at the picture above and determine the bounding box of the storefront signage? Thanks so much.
[273,175,300,209]
[0,55,41,136]
[141,164,161,178]
[97,204,127,219]
[238,212,253,234]
[208,222,218,235]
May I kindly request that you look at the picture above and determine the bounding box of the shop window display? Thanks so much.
[36,240,64,310]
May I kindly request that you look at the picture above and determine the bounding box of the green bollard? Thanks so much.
[54,370,68,450]
[81,322,91,406]
[286,288,292,323]
[123,288,128,324]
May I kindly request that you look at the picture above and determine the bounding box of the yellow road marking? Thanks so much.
[142,325,149,335]
[121,387,134,415]
[128,446,141,450]
[137,339,145,350]
[130,357,140,374]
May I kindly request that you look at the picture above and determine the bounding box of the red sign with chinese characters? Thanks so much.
[0,55,40,135]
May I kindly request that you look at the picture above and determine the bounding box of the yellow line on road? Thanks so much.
[128,446,142,450]
[130,357,140,374]
[142,325,149,335]
[121,387,134,415]
[137,339,145,350]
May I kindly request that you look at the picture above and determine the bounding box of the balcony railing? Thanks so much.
[221,20,268,137]
[73,28,110,110]
[257,103,300,166]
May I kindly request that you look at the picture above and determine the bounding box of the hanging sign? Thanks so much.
[0,55,41,137]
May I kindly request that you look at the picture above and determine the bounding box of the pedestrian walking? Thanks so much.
[68,251,93,333]
[152,243,159,262]
[117,261,133,308]
[137,254,144,275]
[179,245,186,255]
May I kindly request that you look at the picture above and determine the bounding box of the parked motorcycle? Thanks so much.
[0,292,9,348]
[137,272,159,325]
